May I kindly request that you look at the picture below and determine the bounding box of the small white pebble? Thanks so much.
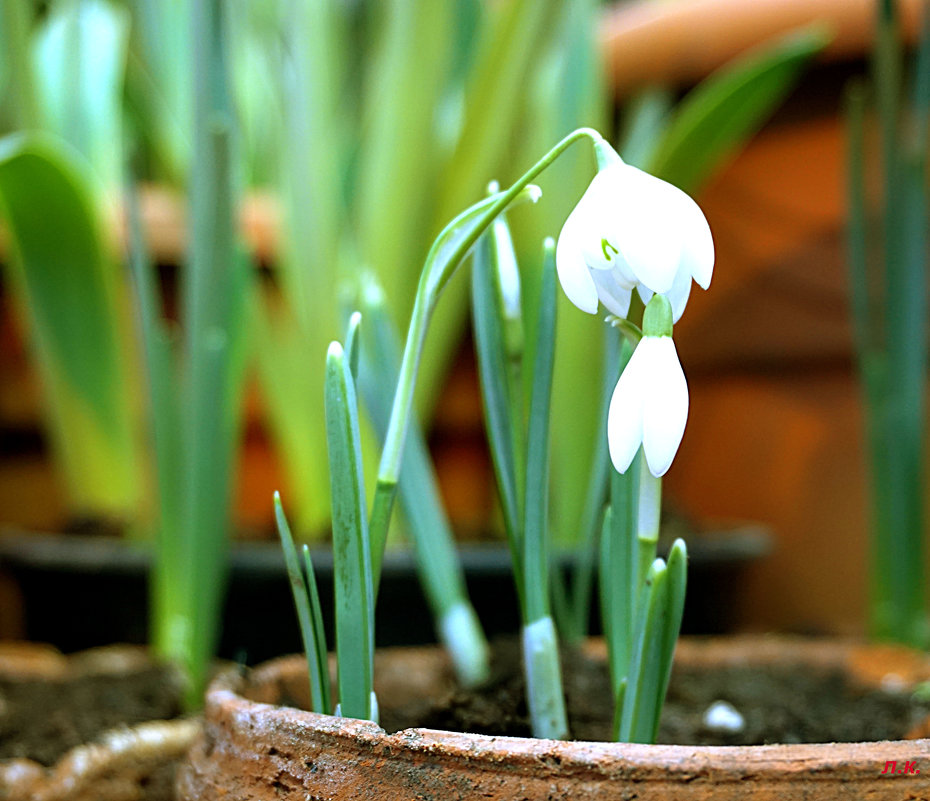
[703,700,745,733]
[881,673,907,693]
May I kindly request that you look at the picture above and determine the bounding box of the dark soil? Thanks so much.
[380,639,930,745]
[0,661,184,765]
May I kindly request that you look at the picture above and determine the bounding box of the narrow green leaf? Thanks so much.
[169,0,249,707]
[617,559,669,743]
[0,134,138,518]
[344,310,362,381]
[126,177,183,650]
[472,222,521,522]
[648,26,828,193]
[275,493,330,714]
[326,342,374,721]
[655,539,687,727]
[523,239,557,622]
[302,544,332,709]
[472,229,523,603]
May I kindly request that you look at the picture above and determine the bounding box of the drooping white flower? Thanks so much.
[607,297,689,477]
[555,155,714,322]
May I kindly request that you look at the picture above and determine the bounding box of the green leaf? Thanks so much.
[472,226,523,601]
[655,538,687,727]
[617,558,669,743]
[344,310,362,381]
[275,493,331,714]
[0,134,138,517]
[326,342,374,721]
[648,26,828,193]
[522,239,557,623]
[33,0,129,188]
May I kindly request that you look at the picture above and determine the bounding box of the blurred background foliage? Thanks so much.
[0,0,822,553]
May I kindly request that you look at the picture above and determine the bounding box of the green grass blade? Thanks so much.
[32,0,129,189]
[326,342,374,721]
[522,239,557,622]
[0,134,139,519]
[275,493,330,714]
[648,26,827,193]
[357,279,489,687]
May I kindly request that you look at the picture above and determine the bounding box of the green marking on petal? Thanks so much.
[601,238,619,261]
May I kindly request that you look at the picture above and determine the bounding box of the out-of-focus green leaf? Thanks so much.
[357,0,453,329]
[33,0,129,189]
[648,26,828,193]
[124,0,192,182]
[0,133,138,517]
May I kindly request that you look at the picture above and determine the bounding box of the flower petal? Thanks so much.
[675,191,714,289]
[609,165,681,295]
[591,268,633,317]
[555,213,599,314]
[665,265,693,323]
[607,343,647,473]
[640,337,688,476]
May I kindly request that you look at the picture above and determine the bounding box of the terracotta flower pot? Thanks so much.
[179,636,930,800]
[0,642,199,801]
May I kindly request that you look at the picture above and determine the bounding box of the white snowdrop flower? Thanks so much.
[555,147,714,322]
[608,296,688,478]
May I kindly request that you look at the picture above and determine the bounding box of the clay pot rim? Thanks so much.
[205,636,930,779]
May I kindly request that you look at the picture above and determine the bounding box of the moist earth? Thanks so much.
[379,639,930,744]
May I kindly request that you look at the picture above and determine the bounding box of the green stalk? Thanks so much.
[561,324,623,643]
[369,127,607,572]
[357,279,489,687]
[325,343,375,722]
[602,446,640,697]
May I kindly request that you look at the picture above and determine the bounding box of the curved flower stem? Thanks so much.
[369,126,607,575]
